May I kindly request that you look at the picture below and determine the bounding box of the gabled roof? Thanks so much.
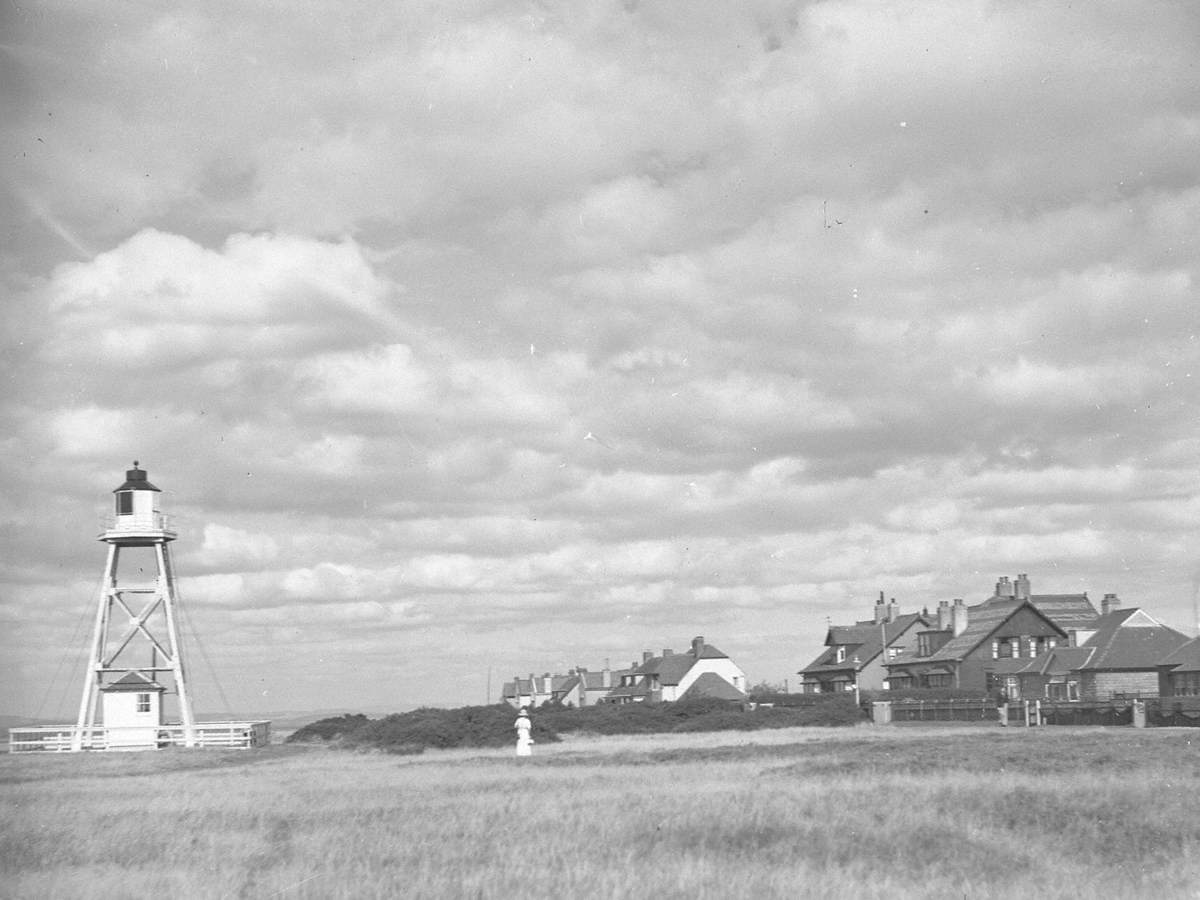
[1073,609,1190,670]
[1158,635,1200,674]
[633,642,731,686]
[890,595,1097,666]
[101,671,165,692]
[989,657,1043,675]
[1035,646,1094,677]
[679,672,746,702]
[579,668,632,691]
[501,673,583,699]
[800,613,930,675]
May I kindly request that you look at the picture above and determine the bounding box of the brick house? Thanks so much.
[1157,635,1200,697]
[1007,597,1189,701]
[883,575,1099,694]
[1064,602,1190,700]
[797,595,932,693]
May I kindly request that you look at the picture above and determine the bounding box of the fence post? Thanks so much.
[871,701,892,725]
[1131,699,1146,728]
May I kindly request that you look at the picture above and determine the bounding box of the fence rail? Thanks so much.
[886,699,998,723]
[7,721,271,753]
[871,697,1200,728]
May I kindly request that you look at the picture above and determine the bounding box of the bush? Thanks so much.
[287,714,373,743]
[344,705,560,752]
[287,693,865,752]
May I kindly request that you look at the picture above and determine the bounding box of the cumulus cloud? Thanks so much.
[3,1,1199,715]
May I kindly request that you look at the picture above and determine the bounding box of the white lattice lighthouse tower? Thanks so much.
[73,462,197,750]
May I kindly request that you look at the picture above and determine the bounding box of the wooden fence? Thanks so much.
[8,721,271,753]
[872,697,1200,728]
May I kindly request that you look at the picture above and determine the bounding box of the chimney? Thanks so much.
[887,598,899,623]
[691,635,705,658]
[951,598,968,636]
[874,592,887,624]
[1015,574,1030,601]
[937,600,951,631]
[642,650,653,664]
[544,674,554,694]
[995,576,1014,598]
[1102,593,1120,616]
[601,666,611,688]
[663,648,673,657]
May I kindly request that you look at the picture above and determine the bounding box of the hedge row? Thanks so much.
[287,695,864,752]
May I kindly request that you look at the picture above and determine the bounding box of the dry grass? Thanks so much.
[2,724,1199,899]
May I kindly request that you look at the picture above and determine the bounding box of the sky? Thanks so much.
[2,1,1199,719]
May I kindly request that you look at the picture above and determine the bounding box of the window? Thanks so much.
[996,639,1013,659]
[835,647,846,663]
[888,646,900,660]
[136,693,151,713]
[924,673,952,688]
[1046,682,1079,702]
[1170,672,1200,697]
[116,492,134,515]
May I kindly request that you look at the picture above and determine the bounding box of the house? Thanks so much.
[602,636,746,704]
[501,671,582,708]
[1157,635,1200,698]
[501,664,635,708]
[1009,597,1190,701]
[883,574,1100,694]
[1064,600,1190,700]
[797,595,932,693]
[576,664,635,706]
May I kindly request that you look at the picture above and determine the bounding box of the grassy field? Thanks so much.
[2,724,1199,899]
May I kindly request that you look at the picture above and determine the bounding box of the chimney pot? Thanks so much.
[950,599,968,636]
[1015,573,1031,600]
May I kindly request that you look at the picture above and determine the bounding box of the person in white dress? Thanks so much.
[514,707,533,757]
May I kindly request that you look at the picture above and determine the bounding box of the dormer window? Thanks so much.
[835,647,846,663]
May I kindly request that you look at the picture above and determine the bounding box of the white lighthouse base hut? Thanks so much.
[100,672,166,750]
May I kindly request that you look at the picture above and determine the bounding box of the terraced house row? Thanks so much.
[502,635,749,708]
[799,574,1200,702]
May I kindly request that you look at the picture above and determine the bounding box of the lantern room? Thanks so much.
[104,461,175,542]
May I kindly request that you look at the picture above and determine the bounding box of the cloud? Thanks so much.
[3,2,1200,715]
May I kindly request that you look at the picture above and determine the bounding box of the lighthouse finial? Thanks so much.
[133,460,140,469]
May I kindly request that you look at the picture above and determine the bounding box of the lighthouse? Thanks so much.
[73,462,197,750]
